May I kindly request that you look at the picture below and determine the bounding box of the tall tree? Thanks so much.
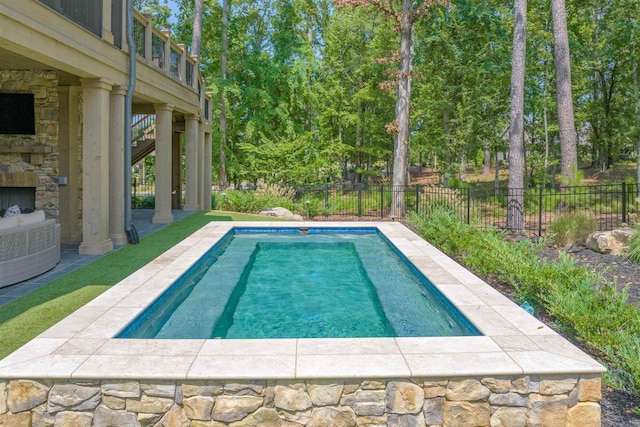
[507,0,527,231]
[551,0,578,182]
[219,0,229,188]
[335,0,446,216]
[191,0,204,58]
[635,43,640,195]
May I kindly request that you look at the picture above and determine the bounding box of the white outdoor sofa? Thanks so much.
[0,211,60,288]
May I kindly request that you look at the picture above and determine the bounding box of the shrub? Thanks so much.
[548,210,598,246]
[408,209,640,397]
[215,190,297,215]
[255,183,296,200]
[131,195,155,209]
[627,226,640,264]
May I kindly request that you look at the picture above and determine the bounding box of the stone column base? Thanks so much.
[152,214,174,224]
[182,204,198,211]
[110,233,129,246]
[79,239,113,255]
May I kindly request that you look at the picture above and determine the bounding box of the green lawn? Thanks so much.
[0,211,279,359]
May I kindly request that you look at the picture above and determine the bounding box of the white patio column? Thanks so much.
[109,86,128,245]
[152,103,174,224]
[197,121,205,209]
[203,131,213,210]
[58,86,82,244]
[79,78,114,255]
[183,114,199,211]
[171,131,182,209]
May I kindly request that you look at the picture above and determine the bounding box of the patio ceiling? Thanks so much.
[0,46,78,85]
[0,46,158,108]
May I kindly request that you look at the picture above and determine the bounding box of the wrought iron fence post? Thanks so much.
[622,181,627,224]
[357,183,362,218]
[132,178,137,208]
[415,184,419,214]
[324,183,329,219]
[466,187,471,224]
[380,184,384,219]
[538,185,544,236]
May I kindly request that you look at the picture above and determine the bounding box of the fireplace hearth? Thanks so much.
[0,187,36,213]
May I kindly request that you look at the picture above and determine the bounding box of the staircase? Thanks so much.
[131,114,155,165]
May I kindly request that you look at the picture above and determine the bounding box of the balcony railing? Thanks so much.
[37,0,102,37]
[36,0,211,121]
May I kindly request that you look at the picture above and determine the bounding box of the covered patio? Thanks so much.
[0,0,213,255]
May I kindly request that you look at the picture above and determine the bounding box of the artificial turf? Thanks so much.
[0,210,279,359]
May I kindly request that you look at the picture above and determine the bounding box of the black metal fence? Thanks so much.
[286,182,640,236]
[136,181,639,236]
[131,180,155,209]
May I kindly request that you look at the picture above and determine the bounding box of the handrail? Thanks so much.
[132,9,211,118]
[131,114,155,145]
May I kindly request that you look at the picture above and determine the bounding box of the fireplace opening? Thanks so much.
[0,187,36,214]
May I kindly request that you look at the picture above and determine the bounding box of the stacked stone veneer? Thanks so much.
[0,376,601,426]
[0,70,60,218]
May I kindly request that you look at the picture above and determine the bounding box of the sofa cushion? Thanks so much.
[18,210,46,226]
[0,215,20,230]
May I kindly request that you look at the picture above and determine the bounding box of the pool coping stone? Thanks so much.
[0,221,605,380]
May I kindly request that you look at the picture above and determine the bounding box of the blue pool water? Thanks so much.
[118,228,480,339]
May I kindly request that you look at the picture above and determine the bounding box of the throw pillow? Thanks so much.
[4,205,21,218]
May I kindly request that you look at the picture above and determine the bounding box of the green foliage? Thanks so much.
[628,226,640,264]
[418,187,467,218]
[548,211,598,246]
[166,0,640,188]
[408,209,640,396]
[558,166,585,187]
[131,195,155,209]
[215,190,297,215]
[603,333,640,392]
[255,183,296,200]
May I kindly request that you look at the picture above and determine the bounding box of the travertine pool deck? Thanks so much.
[0,221,605,380]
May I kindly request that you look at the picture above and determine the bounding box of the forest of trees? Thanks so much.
[134,0,640,193]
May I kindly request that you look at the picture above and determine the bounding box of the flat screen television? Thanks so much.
[0,93,36,135]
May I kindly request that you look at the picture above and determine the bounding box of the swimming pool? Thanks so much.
[118,228,480,339]
[0,221,606,426]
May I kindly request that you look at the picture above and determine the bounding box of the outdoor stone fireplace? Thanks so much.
[1,70,61,219]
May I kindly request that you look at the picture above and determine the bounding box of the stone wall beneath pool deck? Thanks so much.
[0,376,602,426]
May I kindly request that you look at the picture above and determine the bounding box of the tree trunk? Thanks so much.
[305,15,313,131]
[543,50,550,187]
[494,152,500,196]
[355,78,364,184]
[507,0,527,232]
[483,148,491,175]
[551,0,578,183]
[218,0,229,188]
[634,56,639,196]
[191,0,204,58]
[391,0,414,217]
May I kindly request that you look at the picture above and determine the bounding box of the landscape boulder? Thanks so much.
[585,228,633,256]
[258,207,303,221]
